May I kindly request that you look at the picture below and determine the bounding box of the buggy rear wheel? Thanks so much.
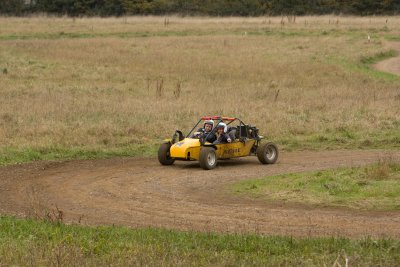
[158,143,175,165]
[199,147,217,170]
[257,142,279,164]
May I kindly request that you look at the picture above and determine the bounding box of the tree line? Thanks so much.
[1,0,399,16]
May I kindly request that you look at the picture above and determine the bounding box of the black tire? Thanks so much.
[158,143,175,165]
[257,142,279,164]
[199,147,217,170]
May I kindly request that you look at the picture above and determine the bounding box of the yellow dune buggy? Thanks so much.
[158,116,278,170]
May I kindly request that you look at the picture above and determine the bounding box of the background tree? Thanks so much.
[0,0,25,15]
[1,0,399,16]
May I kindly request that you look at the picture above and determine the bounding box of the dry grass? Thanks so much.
[1,15,400,36]
[0,16,399,162]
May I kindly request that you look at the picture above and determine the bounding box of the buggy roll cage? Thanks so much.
[185,116,261,145]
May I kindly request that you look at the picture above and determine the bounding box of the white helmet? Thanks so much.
[216,122,227,133]
[204,120,214,128]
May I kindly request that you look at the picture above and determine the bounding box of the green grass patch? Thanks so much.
[0,27,382,41]
[0,31,184,41]
[385,35,400,41]
[0,143,158,166]
[1,129,399,166]
[231,161,400,210]
[325,51,400,82]
[0,216,399,266]
[360,49,398,65]
[278,128,400,151]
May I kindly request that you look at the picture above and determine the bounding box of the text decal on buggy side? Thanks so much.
[223,148,241,156]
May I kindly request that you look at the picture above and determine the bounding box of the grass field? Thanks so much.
[231,159,400,210]
[1,216,399,266]
[1,16,400,265]
[0,16,399,165]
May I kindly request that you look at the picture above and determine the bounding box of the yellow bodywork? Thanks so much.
[169,138,256,160]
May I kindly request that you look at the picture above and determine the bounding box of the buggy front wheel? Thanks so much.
[199,147,217,170]
[158,143,175,165]
[257,142,279,164]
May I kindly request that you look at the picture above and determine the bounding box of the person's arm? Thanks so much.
[225,133,232,143]
[191,128,204,138]
[206,132,217,143]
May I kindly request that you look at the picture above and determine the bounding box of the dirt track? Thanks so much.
[374,41,400,75]
[1,150,400,238]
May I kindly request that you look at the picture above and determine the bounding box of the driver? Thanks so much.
[191,120,216,143]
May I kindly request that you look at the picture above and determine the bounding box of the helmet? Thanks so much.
[216,122,227,133]
[204,120,214,128]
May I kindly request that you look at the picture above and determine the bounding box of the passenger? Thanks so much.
[213,123,232,144]
[227,126,237,141]
[191,120,216,143]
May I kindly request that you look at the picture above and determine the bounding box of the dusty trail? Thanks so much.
[374,42,400,75]
[1,150,400,238]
